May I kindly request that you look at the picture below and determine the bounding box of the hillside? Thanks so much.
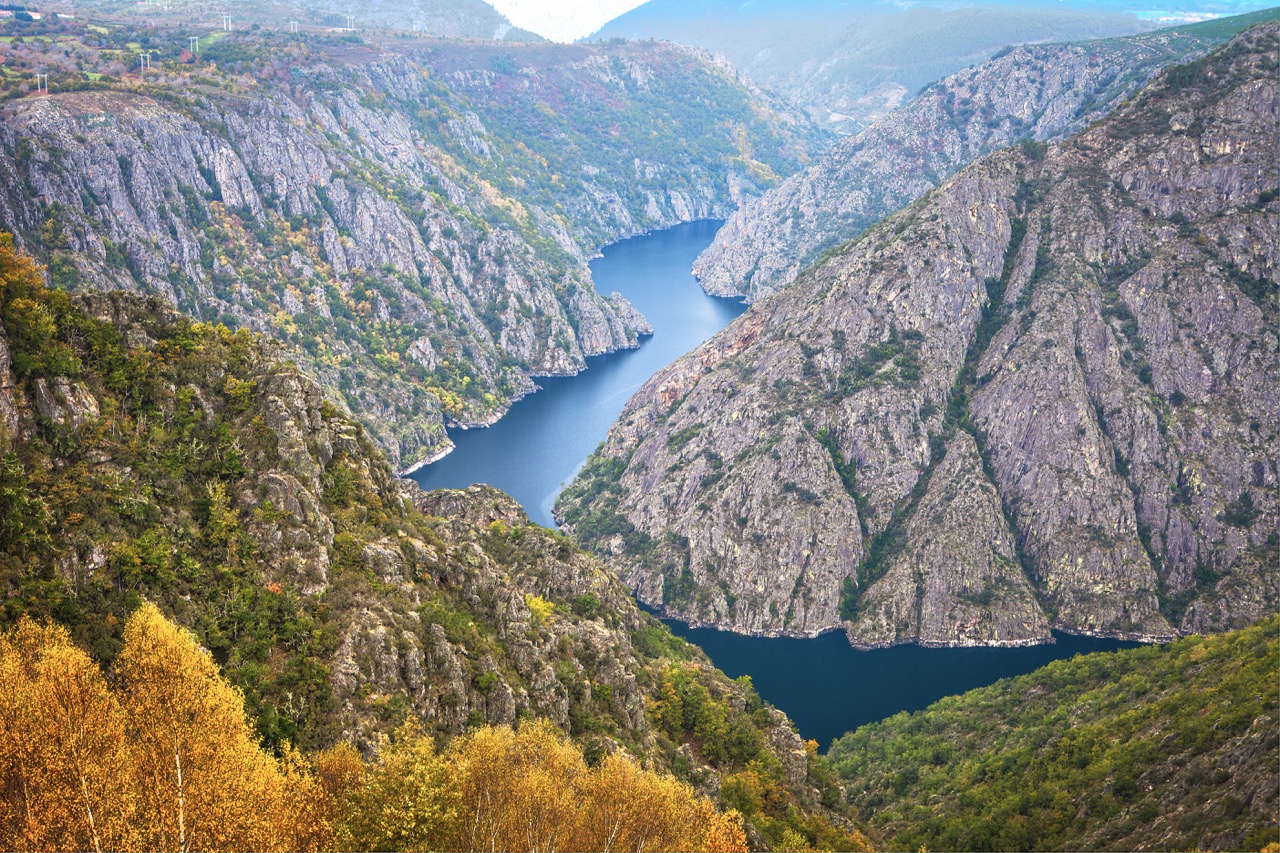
[0,237,868,851]
[592,0,1174,132]
[557,25,1278,646]
[0,16,816,470]
[696,11,1276,302]
[49,0,544,41]
[828,618,1280,852]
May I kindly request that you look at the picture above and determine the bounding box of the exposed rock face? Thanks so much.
[695,23,1253,303]
[558,25,1279,647]
[0,281,863,846]
[0,35,813,470]
[846,432,1051,648]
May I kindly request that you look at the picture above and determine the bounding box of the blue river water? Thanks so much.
[409,219,745,526]
[662,622,1140,749]
[410,220,1140,747]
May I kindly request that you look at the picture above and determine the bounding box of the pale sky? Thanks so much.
[487,0,650,42]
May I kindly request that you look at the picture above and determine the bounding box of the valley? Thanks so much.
[411,219,746,527]
[0,1,1275,850]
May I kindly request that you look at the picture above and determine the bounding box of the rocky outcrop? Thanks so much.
[559,25,1279,647]
[695,21,1256,302]
[846,432,1051,648]
[0,32,814,470]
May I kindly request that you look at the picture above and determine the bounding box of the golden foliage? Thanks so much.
[342,719,748,853]
[0,607,749,853]
[116,603,305,851]
[0,620,135,852]
[0,607,319,852]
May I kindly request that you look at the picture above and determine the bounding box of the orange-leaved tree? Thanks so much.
[0,619,136,852]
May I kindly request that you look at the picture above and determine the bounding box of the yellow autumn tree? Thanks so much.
[440,720,748,853]
[329,724,454,852]
[0,619,136,852]
[114,602,317,852]
[576,750,748,852]
[444,720,585,852]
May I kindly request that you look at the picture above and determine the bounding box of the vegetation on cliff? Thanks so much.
[0,235,869,851]
[0,12,816,468]
[827,618,1280,852]
[0,605,748,852]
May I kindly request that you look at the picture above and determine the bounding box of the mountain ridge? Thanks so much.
[557,23,1278,649]
[694,9,1278,303]
[0,20,816,470]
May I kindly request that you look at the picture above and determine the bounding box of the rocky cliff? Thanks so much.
[557,25,1278,648]
[0,252,868,850]
[695,13,1271,303]
[0,21,815,469]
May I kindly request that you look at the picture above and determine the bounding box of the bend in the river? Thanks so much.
[409,219,743,527]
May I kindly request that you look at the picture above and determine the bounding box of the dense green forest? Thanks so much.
[828,618,1280,852]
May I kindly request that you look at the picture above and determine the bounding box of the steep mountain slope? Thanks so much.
[828,618,1280,852]
[696,11,1274,302]
[0,242,868,851]
[558,25,1278,647]
[0,20,815,469]
[593,0,1175,132]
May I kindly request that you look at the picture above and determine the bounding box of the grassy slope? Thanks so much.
[828,618,1279,852]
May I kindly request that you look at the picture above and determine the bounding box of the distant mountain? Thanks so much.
[696,10,1277,302]
[592,0,1277,131]
[48,0,544,40]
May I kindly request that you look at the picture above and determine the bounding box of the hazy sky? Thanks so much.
[487,0,649,42]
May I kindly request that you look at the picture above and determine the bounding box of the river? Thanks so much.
[662,623,1140,749]
[409,219,745,527]
[410,220,1140,748]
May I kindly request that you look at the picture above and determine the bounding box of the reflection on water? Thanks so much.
[663,621,1142,749]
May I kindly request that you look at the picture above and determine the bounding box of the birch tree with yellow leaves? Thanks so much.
[113,603,311,852]
[0,619,136,852]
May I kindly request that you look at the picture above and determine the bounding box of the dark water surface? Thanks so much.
[410,219,744,526]
[662,622,1142,749]
[411,220,1145,748]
